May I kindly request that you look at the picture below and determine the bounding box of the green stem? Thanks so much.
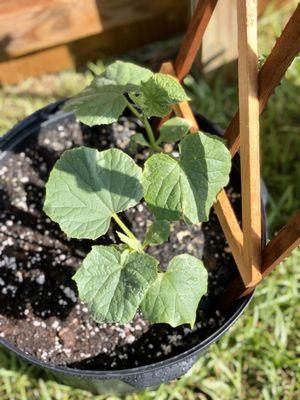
[125,98,142,120]
[125,98,162,152]
[142,117,163,152]
[112,213,137,241]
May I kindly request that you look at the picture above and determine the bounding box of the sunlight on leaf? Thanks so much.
[141,254,208,327]
[157,117,192,144]
[44,147,143,239]
[74,245,158,323]
[142,132,231,223]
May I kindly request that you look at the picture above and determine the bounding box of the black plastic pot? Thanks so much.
[0,101,267,395]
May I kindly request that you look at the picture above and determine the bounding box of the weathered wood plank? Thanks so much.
[175,0,218,81]
[0,4,188,84]
[237,0,262,287]
[0,0,102,59]
[0,46,73,83]
[0,0,187,60]
[224,3,300,156]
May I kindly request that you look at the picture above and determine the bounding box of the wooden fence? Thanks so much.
[0,0,189,84]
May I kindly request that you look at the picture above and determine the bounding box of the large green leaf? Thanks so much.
[142,132,231,223]
[141,254,208,327]
[64,61,153,126]
[44,147,143,239]
[74,245,158,323]
[133,73,190,117]
[157,117,192,144]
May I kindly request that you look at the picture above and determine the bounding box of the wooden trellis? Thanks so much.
[160,0,300,301]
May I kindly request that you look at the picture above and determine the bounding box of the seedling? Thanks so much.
[44,61,231,327]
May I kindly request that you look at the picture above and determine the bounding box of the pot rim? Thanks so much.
[0,100,263,378]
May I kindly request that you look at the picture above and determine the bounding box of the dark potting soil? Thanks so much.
[0,112,242,369]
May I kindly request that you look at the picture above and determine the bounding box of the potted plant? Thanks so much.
[0,61,266,394]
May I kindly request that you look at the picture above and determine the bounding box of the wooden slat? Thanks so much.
[259,2,300,111]
[0,0,187,60]
[258,0,294,16]
[174,0,218,81]
[261,212,300,278]
[0,5,187,84]
[224,3,300,156]
[214,190,244,270]
[0,0,103,59]
[160,61,250,284]
[237,0,262,286]
[159,62,198,132]
[223,212,300,303]
[0,46,74,84]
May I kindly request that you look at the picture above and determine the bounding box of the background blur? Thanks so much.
[0,0,299,399]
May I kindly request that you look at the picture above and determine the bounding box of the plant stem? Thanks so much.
[125,98,162,152]
[142,116,163,152]
[125,98,142,120]
[112,213,137,241]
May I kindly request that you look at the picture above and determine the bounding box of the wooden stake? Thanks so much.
[160,2,300,294]
[175,0,218,81]
[237,0,262,286]
[224,3,300,156]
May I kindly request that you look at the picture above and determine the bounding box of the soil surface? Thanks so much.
[0,109,243,369]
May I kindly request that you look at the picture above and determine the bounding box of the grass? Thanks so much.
[0,2,299,399]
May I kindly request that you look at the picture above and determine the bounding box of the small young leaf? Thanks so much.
[142,132,231,223]
[133,73,190,117]
[44,147,143,239]
[116,231,143,253]
[143,220,170,246]
[73,245,158,323]
[104,60,153,89]
[64,61,153,126]
[141,254,208,327]
[157,117,192,144]
[129,133,149,152]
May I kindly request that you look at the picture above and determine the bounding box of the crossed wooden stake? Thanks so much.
[159,0,300,303]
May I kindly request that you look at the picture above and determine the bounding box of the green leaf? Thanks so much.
[157,117,192,144]
[116,231,143,253]
[64,83,127,126]
[133,73,190,117]
[74,245,158,323]
[64,61,153,126]
[44,147,143,239]
[104,60,153,89]
[143,220,170,246]
[129,133,150,152]
[142,132,231,223]
[141,254,208,327]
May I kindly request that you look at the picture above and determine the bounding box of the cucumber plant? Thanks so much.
[43,61,231,327]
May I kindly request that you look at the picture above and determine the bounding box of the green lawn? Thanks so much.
[0,3,299,399]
